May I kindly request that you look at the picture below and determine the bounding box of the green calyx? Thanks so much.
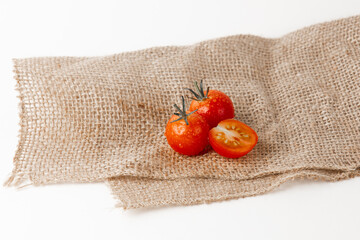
[170,96,198,125]
[185,80,210,101]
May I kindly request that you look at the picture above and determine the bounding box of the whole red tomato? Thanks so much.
[186,81,234,128]
[165,96,210,156]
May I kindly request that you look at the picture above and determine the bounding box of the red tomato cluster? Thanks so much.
[165,81,258,158]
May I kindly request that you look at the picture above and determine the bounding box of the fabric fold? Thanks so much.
[108,168,360,209]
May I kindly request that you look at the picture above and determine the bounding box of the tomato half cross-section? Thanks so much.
[209,119,258,158]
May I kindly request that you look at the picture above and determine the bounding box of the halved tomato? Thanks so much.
[209,119,258,158]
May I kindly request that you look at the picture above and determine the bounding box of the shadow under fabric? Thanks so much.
[5,15,360,209]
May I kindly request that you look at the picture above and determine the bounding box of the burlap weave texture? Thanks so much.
[6,15,360,208]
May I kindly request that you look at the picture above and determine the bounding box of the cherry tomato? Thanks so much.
[187,81,234,128]
[209,119,258,158]
[165,97,210,156]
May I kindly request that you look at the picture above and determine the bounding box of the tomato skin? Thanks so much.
[209,119,258,158]
[165,112,210,156]
[189,90,234,128]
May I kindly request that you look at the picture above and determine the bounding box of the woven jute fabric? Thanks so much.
[6,15,360,209]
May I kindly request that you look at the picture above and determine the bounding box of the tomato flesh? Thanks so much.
[209,119,258,158]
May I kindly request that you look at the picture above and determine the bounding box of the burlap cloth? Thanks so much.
[5,15,360,209]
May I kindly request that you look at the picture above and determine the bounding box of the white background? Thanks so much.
[1,1,360,239]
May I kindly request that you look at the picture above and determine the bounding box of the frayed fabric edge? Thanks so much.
[3,171,32,189]
[4,60,34,189]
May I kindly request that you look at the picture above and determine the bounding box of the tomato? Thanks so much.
[209,119,258,158]
[165,96,210,156]
[186,81,234,128]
